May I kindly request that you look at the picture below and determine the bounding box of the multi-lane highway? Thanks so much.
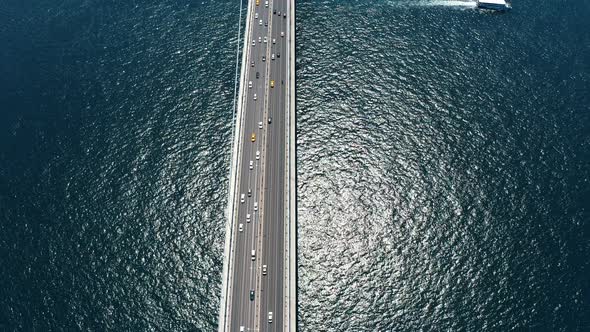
[219,0,293,330]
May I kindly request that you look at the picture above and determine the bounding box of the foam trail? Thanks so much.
[391,0,477,8]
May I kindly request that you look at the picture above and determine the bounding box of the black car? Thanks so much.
[273,9,276,14]
[277,52,280,58]
[249,290,255,301]
[256,72,260,79]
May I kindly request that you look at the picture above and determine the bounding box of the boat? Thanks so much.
[477,0,511,11]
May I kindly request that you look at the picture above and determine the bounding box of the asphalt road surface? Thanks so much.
[229,0,289,330]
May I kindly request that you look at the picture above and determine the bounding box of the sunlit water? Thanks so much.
[296,0,589,330]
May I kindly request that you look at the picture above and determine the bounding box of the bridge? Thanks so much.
[218,0,296,330]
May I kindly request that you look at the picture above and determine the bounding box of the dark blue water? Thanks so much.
[0,0,241,330]
[1,0,589,330]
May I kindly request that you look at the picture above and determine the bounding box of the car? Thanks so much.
[259,19,262,25]
[262,264,267,275]
[253,93,257,100]
[268,311,273,323]
[270,80,274,88]
[258,36,261,43]
[277,52,280,58]
[252,39,255,46]
[256,71,260,79]
[248,188,252,197]
[258,121,262,129]
[264,21,268,27]
[265,1,268,8]
[251,133,256,142]
[272,38,276,44]
[255,12,259,19]
[241,194,245,203]
[239,223,243,232]
[254,202,258,211]
[250,290,255,301]
[240,327,245,332]
[256,150,260,160]
[281,31,284,37]
[271,54,275,60]
[283,12,286,18]
[264,37,267,43]
[262,56,266,62]
[248,81,252,88]
[268,117,272,124]
[251,61,254,67]
[278,11,281,16]
[246,213,251,223]
[273,9,276,14]
[249,160,253,170]
[256,0,259,5]
[251,249,256,260]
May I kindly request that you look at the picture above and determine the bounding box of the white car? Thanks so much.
[239,223,243,232]
[258,36,261,43]
[241,194,245,203]
[254,202,258,211]
[259,19,262,25]
[264,37,267,43]
[272,38,276,44]
[249,160,253,170]
[248,81,252,88]
[252,39,255,46]
[255,12,259,19]
[246,213,251,223]
[271,54,275,60]
[262,264,267,275]
[254,93,257,100]
[265,1,268,7]
[268,311,273,323]
[281,31,284,37]
[258,121,263,129]
[240,327,245,332]
[256,150,260,160]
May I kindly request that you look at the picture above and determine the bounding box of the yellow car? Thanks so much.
[251,133,256,142]
[270,80,274,88]
[256,0,259,6]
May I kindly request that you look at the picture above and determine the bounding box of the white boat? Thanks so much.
[477,0,511,11]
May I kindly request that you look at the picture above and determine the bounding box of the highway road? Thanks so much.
[228,0,290,330]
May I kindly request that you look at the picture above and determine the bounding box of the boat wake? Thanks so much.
[390,0,477,9]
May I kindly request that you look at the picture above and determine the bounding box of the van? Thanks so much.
[251,249,256,261]
[241,194,245,203]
